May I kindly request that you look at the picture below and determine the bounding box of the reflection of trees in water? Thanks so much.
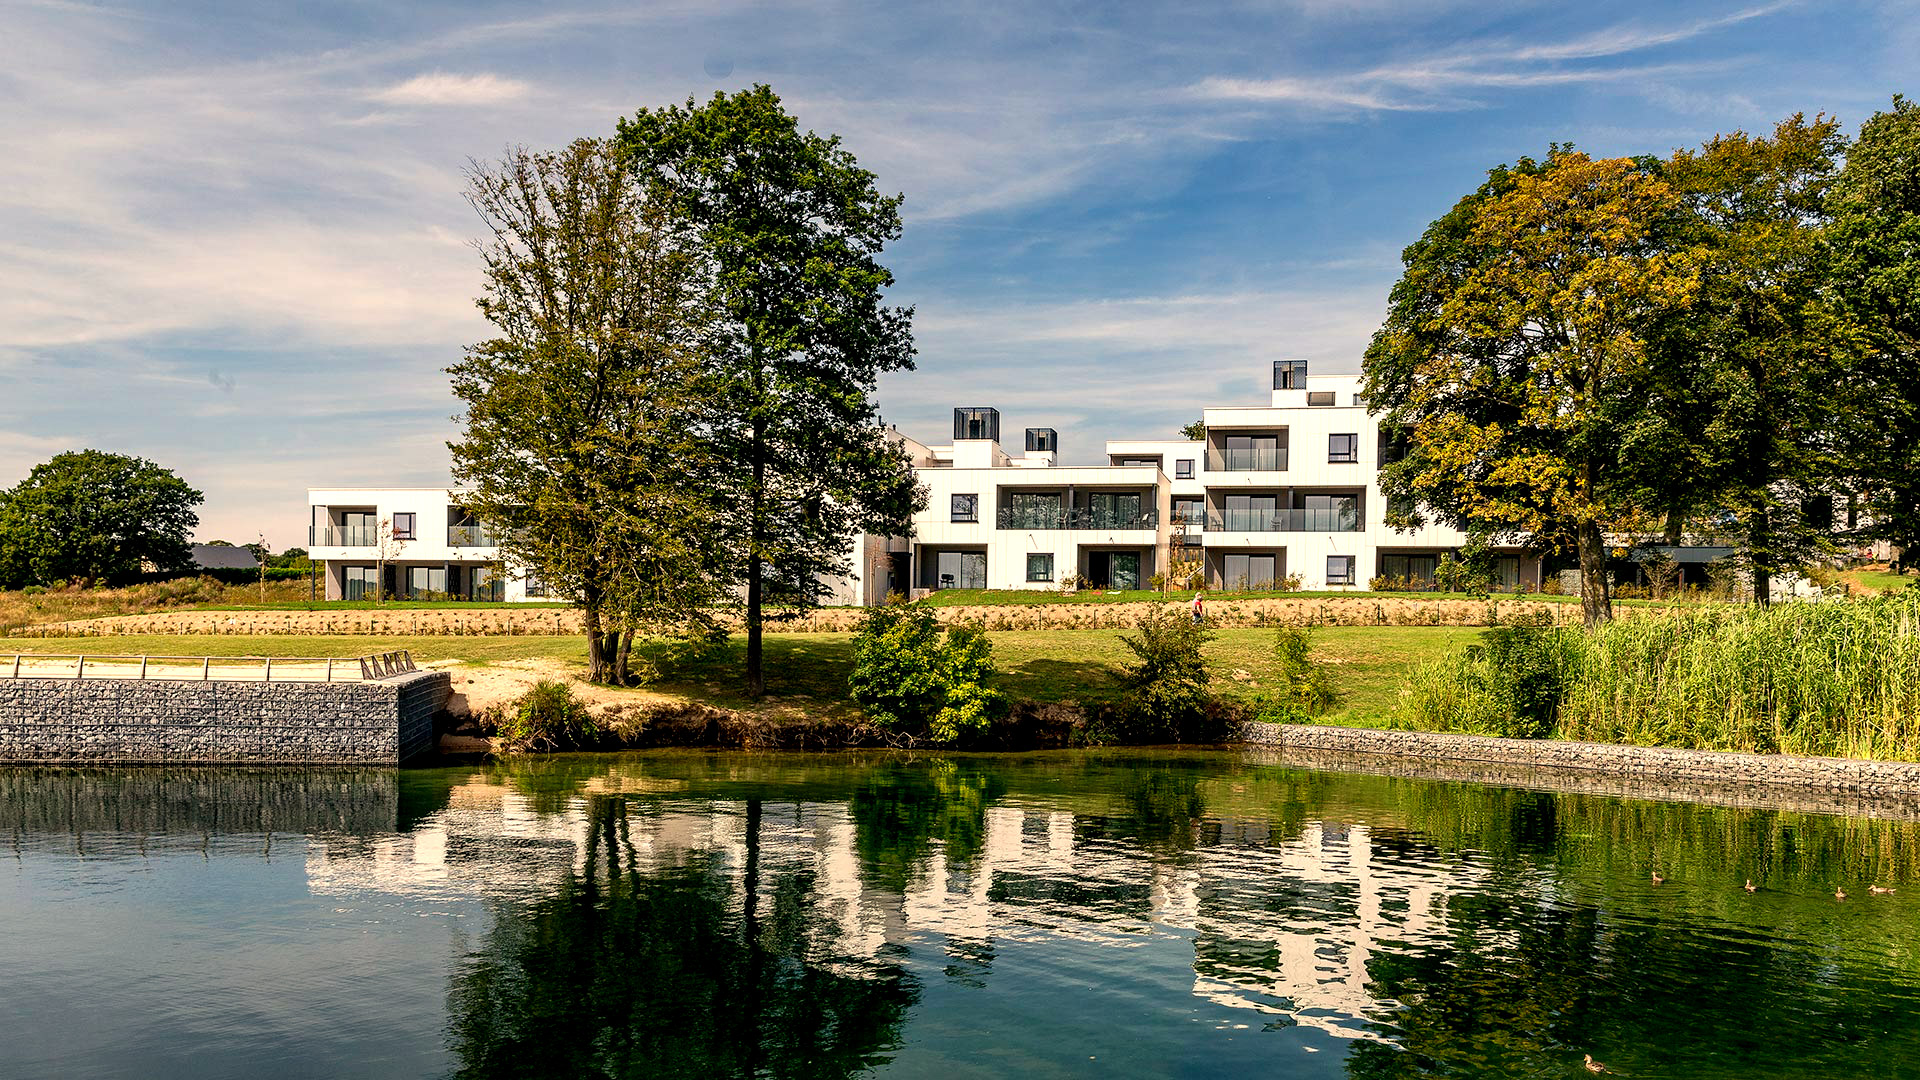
[848,760,1004,893]
[446,795,918,1080]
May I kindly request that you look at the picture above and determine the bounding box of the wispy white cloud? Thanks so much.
[371,71,531,107]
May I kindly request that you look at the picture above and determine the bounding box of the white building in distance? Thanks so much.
[832,359,1542,603]
[308,360,1542,605]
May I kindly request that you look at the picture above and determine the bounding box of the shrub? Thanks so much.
[1397,612,1581,739]
[489,679,599,752]
[849,602,1003,744]
[1107,607,1220,743]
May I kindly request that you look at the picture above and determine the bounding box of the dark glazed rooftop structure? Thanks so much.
[1025,427,1057,452]
[954,407,1000,442]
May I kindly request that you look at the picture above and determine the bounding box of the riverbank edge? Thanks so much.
[1239,720,1920,798]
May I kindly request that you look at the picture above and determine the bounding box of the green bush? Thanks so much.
[1104,607,1221,743]
[849,602,1003,744]
[1399,612,1580,738]
[489,679,599,752]
[1251,626,1341,724]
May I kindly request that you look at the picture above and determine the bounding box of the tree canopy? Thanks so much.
[618,85,924,696]
[0,450,202,588]
[449,138,723,683]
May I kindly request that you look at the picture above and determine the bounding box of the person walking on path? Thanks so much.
[1191,590,1205,625]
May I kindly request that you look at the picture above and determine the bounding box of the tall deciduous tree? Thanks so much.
[618,86,924,697]
[1832,96,1920,562]
[1364,151,1701,627]
[0,450,202,587]
[449,139,722,684]
[1658,115,1848,603]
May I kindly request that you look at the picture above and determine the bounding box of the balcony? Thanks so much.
[996,507,1159,531]
[448,525,502,547]
[1210,508,1363,533]
[1207,447,1288,472]
[310,525,377,547]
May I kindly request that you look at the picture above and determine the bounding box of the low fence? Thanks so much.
[0,650,417,682]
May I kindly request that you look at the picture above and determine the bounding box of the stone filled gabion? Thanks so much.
[1239,721,1920,797]
[0,671,449,765]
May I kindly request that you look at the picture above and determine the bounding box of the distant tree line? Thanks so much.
[449,85,923,688]
[1365,97,1920,627]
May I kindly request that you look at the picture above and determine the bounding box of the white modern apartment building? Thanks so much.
[836,359,1542,603]
[308,360,1540,605]
[306,487,544,601]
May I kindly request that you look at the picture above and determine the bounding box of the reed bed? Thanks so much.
[1397,593,1920,761]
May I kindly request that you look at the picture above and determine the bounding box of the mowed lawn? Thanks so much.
[6,625,1480,725]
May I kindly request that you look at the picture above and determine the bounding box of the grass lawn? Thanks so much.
[6,624,1479,726]
[1840,567,1914,595]
[920,587,1588,606]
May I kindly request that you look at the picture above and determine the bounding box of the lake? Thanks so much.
[3,751,1918,1079]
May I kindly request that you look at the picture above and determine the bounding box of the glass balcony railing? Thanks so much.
[1209,448,1288,472]
[309,525,377,547]
[447,525,501,547]
[1211,508,1364,533]
[996,507,1159,531]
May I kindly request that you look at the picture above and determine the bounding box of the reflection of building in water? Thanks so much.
[304,777,1482,1042]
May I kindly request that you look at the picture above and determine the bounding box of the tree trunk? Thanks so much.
[583,595,610,684]
[1750,507,1773,607]
[613,629,634,687]
[745,407,768,699]
[1577,519,1613,628]
[1663,507,1684,546]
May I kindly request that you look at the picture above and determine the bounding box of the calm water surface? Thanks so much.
[3,752,1919,1079]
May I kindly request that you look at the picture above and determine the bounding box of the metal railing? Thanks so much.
[1211,508,1364,533]
[447,525,501,547]
[309,525,377,547]
[996,507,1160,531]
[1,650,417,683]
[1208,447,1289,472]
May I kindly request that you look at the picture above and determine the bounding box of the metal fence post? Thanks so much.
[139,655,148,680]
[75,655,84,679]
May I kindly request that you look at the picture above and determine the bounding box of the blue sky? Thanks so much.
[1,0,1913,546]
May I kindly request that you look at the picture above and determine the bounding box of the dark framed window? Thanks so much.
[1328,434,1359,463]
[1327,555,1356,585]
[1273,360,1307,389]
[1352,393,1366,406]
[1307,391,1336,406]
[951,494,979,523]
[391,512,416,540]
[1026,553,1054,582]
[1172,497,1205,524]
[1175,458,1194,479]
[524,572,548,598]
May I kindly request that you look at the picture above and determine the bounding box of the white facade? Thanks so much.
[849,360,1542,601]
[306,487,543,601]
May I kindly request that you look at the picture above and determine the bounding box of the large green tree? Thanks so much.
[0,450,201,587]
[618,85,925,697]
[449,138,723,684]
[1832,96,1920,562]
[1363,150,1701,626]
[1656,115,1850,602]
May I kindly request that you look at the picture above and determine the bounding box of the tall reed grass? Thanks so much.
[1397,592,1920,761]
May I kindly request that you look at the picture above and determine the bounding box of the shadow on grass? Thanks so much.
[996,656,1124,704]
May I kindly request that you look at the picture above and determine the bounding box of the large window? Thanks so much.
[1221,434,1282,471]
[1307,391,1336,406]
[406,565,446,598]
[1026,553,1054,582]
[1223,493,1277,531]
[1175,458,1194,479]
[1273,360,1307,389]
[1084,491,1145,528]
[1328,433,1359,463]
[342,565,378,601]
[524,572,549,598]
[1380,553,1437,586]
[1299,493,1362,531]
[391,512,416,540]
[1002,491,1063,530]
[1222,553,1277,590]
[951,494,979,523]
[1326,555,1356,585]
[1172,497,1206,525]
[934,551,987,590]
